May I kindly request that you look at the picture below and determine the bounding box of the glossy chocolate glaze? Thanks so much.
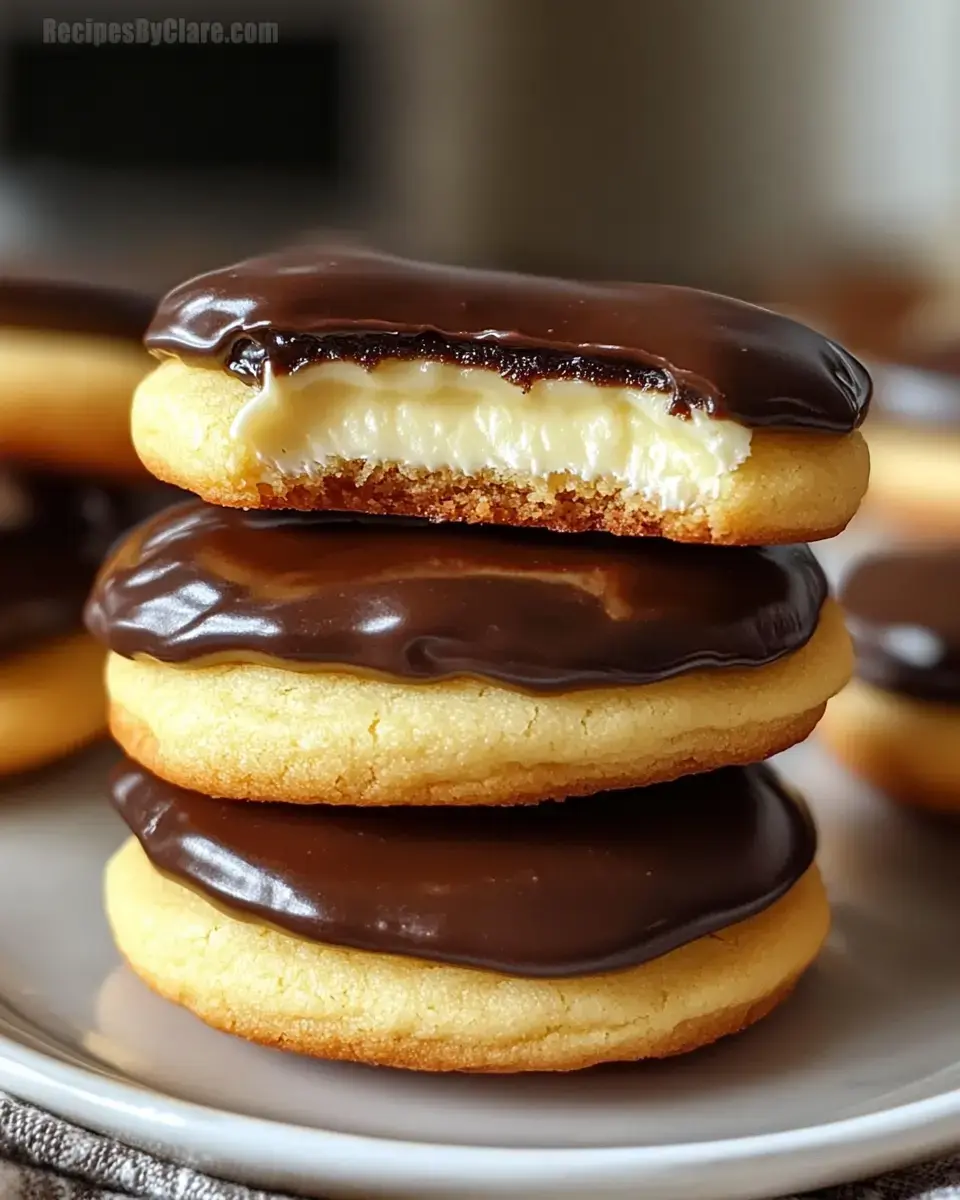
[0,278,154,340]
[0,472,133,657]
[85,503,827,692]
[843,549,960,703]
[113,758,816,976]
[146,248,871,432]
[873,348,960,427]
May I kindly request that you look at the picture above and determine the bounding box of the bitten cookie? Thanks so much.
[0,278,154,477]
[105,761,829,1072]
[134,248,870,545]
[822,547,960,810]
[87,503,851,806]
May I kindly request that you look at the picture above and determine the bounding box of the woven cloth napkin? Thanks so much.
[0,1092,957,1200]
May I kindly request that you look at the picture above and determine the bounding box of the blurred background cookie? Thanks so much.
[821,548,960,810]
[0,278,154,477]
[0,471,125,774]
[866,349,960,538]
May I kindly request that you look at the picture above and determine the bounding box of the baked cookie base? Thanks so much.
[821,679,960,811]
[863,423,960,537]
[0,328,150,478]
[132,359,870,545]
[0,633,106,775]
[106,599,851,806]
[106,839,829,1072]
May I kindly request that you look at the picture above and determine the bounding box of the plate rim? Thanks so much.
[0,1021,959,1198]
[3,746,959,1197]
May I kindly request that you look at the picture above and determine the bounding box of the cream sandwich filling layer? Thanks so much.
[228,359,752,512]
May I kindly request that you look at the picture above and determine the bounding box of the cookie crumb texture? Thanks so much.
[133,360,869,544]
[106,840,829,1072]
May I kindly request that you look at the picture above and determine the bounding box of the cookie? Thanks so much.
[822,681,960,811]
[0,469,140,775]
[105,760,828,1071]
[0,633,106,775]
[86,503,850,805]
[134,248,870,544]
[858,347,960,534]
[0,278,154,478]
[821,547,960,809]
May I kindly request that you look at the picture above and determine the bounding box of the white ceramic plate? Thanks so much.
[0,740,959,1200]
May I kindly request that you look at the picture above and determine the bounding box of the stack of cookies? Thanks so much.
[86,249,870,1072]
[0,277,153,777]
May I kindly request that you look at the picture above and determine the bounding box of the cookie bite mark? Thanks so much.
[229,359,754,517]
[133,360,870,543]
[139,248,871,541]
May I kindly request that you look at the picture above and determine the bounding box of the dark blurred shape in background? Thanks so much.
[0,0,959,312]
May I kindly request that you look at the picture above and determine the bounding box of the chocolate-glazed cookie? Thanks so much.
[0,276,154,478]
[132,249,871,545]
[1,471,125,659]
[842,549,960,704]
[0,470,138,775]
[105,809,829,1069]
[86,502,828,692]
[147,247,870,432]
[0,277,154,341]
[112,757,816,977]
[822,547,960,810]
[861,348,960,537]
[93,508,850,807]
[0,470,192,776]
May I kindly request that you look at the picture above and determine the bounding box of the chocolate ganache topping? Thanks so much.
[0,278,154,340]
[85,503,828,691]
[113,758,816,976]
[842,549,960,703]
[145,248,871,432]
[1,472,131,658]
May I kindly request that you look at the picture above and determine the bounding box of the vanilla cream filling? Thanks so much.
[229,359,752,511]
